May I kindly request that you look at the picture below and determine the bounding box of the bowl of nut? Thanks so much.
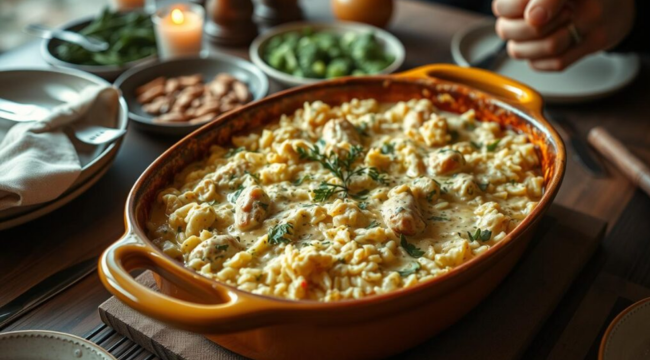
[114,55,269,135]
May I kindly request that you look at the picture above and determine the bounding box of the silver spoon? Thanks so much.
[0,98,125,146]
[24,24,109,52]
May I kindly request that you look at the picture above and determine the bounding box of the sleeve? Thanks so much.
[609,0,650,54]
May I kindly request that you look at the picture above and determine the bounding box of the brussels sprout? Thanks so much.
[326,58,352,78]
[312,60,326,77]
[297,42,326,77]
[352,69,367,76]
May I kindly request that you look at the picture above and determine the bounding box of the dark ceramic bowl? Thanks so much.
[114,55,269,136]
[42,14,156,81]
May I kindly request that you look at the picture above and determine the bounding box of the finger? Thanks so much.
[496,8,571,41]
[529,28,607,71]
[524,0,569,26]
[507,26,572,60]
[492,0,529,18]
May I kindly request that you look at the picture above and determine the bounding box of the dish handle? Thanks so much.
[98,231,292,333]
[397,64,543,114]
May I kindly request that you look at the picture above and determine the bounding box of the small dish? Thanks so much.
[42,14,157,81]
[114,55,268,136]
[0,330,116,360]
[451,21,640,104]
[249,21,405,88]
[600,297,650,360]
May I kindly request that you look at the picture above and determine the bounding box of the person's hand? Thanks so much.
[492,0,635,71]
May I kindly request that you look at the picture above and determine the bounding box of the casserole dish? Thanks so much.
[99,64,565,360]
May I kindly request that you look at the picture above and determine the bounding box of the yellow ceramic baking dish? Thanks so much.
[99,64,565,360]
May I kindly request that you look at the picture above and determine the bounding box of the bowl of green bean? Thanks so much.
[249,21,405,87]
[42,8,158,80]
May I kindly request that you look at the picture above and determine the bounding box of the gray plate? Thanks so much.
[114,54,269,136]
[42,14,157,81]
[451,21,640,104]
[0,68,128,223]
[0,330,116,360]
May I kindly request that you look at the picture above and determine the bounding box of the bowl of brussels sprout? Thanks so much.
[249,21,405,87]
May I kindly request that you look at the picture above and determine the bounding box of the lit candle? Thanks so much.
[153,3,205,59]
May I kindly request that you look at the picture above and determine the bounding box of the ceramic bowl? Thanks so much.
[0,330,116,360]
[600,297,650,360]
[42,14,156,81]
[99,64,565,360]
[249,21,405,88]
[114,55,269,136]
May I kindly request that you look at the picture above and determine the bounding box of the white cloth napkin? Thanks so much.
[0,85,120,211]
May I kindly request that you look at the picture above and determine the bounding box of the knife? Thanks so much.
[0,258,97,329]
[545,110,606,177]
[471,41,508,71]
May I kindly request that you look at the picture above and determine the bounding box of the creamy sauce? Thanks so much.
[147,98,544,301]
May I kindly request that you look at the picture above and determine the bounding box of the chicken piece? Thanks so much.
[188,235,245,264]
[235,185,271,231]
[321,118,361,148]
[410,177,441,203]
[381,190,426,236]
[428,149,466,175]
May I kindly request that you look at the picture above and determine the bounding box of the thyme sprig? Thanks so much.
[298,144,386,202]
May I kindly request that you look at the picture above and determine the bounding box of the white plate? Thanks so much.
[451,21,640,104]
[0,154,113,230]
[0,330,116,360]
[0,68,128,226]
[600,297,650,360]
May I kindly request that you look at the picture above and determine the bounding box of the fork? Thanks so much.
[0,98,126,146]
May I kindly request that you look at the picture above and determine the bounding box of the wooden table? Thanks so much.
[1,1,649,359]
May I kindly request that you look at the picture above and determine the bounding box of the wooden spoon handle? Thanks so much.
[588,126,650,197]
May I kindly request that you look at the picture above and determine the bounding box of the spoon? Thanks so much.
[24,24,109,52]
[0,98,125,146]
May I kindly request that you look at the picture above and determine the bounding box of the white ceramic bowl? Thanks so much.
[249,21,405,88]
[0,330,116,360]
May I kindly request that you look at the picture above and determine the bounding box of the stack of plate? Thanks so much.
[0,68,128,230]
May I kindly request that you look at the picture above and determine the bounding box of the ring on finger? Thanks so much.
[567,23,583,45]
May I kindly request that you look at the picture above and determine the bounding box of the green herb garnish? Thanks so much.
[268,223,294,245]
[486,140,501,152]
[381,142,395,155]
[215,244,229,252]
[470,141,482,150]
[366,220,380,229]
[298,144,384,202]
[400,234,424,258]
[397,262,421,277]
[293,174,312,186]
[467,228,492,242]
[227,185,244,203]
[426,190,437,203]
[225,147,246,158]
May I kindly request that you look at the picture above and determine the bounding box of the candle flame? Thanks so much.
[171,9,184,25]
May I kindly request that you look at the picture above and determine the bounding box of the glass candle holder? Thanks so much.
[153,3,205,59]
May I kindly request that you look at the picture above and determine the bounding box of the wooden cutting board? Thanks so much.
[98,204,606,360]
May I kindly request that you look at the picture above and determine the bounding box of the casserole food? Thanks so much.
[148,97,545,302]
[100,64,565,360]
